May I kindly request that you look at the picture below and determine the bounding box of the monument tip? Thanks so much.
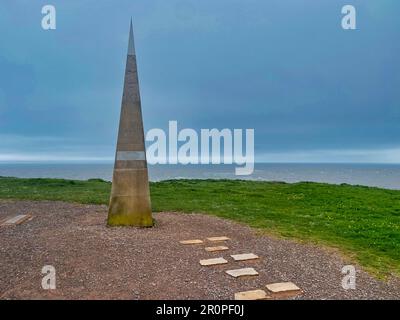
[128,18,135,56]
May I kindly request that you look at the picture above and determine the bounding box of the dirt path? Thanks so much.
[0,200,399,300]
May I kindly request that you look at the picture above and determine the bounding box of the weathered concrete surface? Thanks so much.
[207,236,230,242]
[199,257,228,266]
[0,214,33,226]
[205,246,229,252]
[234,289,269,300]
[230,253,259,261]
[180,239,204,245]
[225,267,259,278]
[266,282,302,298]
[108,21,153,227]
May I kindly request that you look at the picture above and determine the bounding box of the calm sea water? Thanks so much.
[0,163,400,190]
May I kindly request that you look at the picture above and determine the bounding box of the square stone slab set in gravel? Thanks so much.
[0,214,33,227]
[234,282,302,300]
[180,235,302,300]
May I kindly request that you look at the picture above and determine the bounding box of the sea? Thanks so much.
[0,162,400,190]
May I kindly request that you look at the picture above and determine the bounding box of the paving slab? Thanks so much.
[199,257,228,266]
[207,236,230,242]
[225,267,259,278]
[231,253,259,261]
[205,246,229,252]
[266,282,302,298]
[234,289,269,300]
[179,239,204,245]
[1,214,33,226]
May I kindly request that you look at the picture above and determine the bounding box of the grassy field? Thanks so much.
[0,176,399,277]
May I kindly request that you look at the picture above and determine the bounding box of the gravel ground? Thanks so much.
[0,200,399,300]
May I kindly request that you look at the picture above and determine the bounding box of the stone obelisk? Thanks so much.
[107,20,153,227]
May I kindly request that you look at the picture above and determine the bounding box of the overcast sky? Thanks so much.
[0,0,399,163]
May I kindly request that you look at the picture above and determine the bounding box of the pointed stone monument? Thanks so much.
[107,20,153,227]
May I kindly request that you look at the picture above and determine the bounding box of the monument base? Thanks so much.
[107,202,153,227]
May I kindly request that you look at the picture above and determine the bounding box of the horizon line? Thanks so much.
[1,160,400,165]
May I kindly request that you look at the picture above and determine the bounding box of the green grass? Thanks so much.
[0,176,399,278]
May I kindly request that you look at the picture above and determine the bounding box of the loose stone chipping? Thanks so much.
[200,257,228,266]
[1,202,399,300]
[230,253,259,261]
[225,267,259,278]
